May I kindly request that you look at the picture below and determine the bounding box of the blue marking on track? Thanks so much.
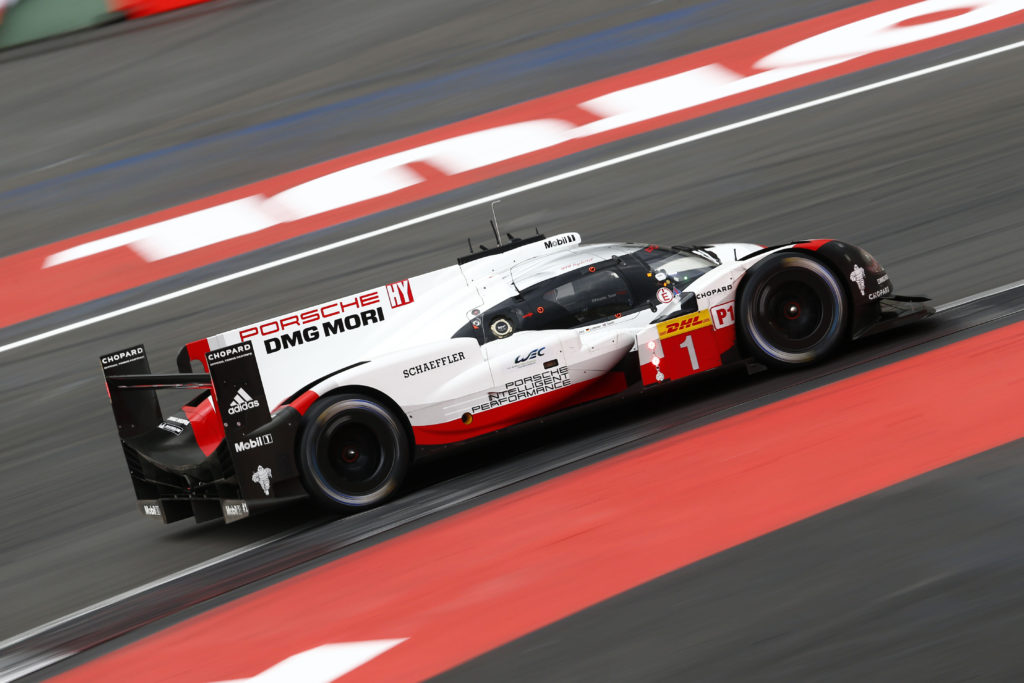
[0,2,733,205]
[3,0,838,218]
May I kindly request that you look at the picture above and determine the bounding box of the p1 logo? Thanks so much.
[711,301,735,330]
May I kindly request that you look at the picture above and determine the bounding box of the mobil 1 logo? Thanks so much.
[206,342,272,440]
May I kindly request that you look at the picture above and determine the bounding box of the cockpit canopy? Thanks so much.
[455,244,717,342]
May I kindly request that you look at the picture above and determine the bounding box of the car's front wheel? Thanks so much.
[738,253,848,367]
[298,394,410,512]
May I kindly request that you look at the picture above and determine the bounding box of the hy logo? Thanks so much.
[228,387,260,415]
[514,347,545,364]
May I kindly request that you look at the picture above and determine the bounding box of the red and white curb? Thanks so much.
[2,0,1022,332]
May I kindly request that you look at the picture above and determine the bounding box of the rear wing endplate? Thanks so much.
[100,345,167,439]
[101,342,292,503]
[203,342,290,500]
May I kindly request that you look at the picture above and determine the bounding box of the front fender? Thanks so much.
[792,240,893,339]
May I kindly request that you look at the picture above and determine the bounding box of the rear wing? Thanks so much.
[99,345,178,439]
[100,342,272,434]
[100,343,298,522]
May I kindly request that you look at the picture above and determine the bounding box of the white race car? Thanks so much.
[100,232,930,523]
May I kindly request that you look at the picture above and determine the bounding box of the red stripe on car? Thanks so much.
[181,396,224,456]
[413,372,628,445]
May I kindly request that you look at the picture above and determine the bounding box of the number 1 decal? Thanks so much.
[680,335,699,371]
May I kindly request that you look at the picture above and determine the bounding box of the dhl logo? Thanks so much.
[657,311,711,339]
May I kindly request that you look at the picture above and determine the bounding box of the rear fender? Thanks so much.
[299,337,489,444]
[297,383,416,452]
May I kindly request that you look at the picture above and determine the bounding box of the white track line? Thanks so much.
[0,524,312,655]
[0,654,68,683]
[2,38,1024,356]
[935,277,1024,312]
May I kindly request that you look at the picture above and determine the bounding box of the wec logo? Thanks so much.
[515,347,545,364]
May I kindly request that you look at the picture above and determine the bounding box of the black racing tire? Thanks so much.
[297,393,410,512]
[738,253,849,367]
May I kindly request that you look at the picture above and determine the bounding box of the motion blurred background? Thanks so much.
[2,0,1023,680]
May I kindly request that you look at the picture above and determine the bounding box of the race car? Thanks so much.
[100,232,931,523]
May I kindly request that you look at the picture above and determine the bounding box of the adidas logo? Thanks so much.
[227,388,260,415]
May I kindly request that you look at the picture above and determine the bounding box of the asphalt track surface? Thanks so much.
[439,436,1024,682]
[1,0,1023,678]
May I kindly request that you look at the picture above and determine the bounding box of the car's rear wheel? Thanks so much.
[298,394,410,511]
[738,253,848,367]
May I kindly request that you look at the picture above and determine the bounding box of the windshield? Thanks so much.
[633,246,717,289]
